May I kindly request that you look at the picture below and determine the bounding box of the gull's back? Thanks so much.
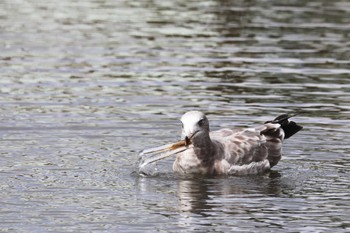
[208,114,302,175]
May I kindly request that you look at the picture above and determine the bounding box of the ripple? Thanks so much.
[1,0,350,232]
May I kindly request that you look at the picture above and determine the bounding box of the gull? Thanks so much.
[139,111,302,176]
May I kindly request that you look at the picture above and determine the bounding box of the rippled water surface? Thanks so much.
[1,0,350,232]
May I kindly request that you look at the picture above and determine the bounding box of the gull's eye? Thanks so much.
[181,122,184,129]
[198,119,204,127]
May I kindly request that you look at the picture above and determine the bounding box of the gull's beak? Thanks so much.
[185,136,191,146]
[138,139,192,169]
[183,130,199,146]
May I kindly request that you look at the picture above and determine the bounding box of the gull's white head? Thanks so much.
[180,111,210,142]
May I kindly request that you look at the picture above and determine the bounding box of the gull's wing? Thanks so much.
[210,124,283,169]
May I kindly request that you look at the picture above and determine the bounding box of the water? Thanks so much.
[0,0,349,232]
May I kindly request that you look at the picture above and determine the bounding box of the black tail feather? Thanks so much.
[265,114,303,139]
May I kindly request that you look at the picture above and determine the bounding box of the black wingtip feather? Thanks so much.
[265,114,303,139]
[282,121,303,139]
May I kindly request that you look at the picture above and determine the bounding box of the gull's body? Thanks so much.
[172,111,302,176]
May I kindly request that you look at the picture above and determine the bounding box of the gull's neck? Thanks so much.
[192,132,215,165]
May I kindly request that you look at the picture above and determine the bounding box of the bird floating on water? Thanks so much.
[139,111,303,176]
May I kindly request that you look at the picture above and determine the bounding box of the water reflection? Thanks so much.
[176,172,285,215]
[174,172,300,231]
[177,179,212,215]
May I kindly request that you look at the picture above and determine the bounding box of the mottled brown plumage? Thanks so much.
[172,111,302,176]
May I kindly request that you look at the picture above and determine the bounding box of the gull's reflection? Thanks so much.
[176,171,284,215]
[176,178,212,215]
[135,170,291,231]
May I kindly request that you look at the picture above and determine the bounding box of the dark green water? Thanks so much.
[0,0,349,232]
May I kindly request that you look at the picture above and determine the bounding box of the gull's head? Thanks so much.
[180,111,210,143]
